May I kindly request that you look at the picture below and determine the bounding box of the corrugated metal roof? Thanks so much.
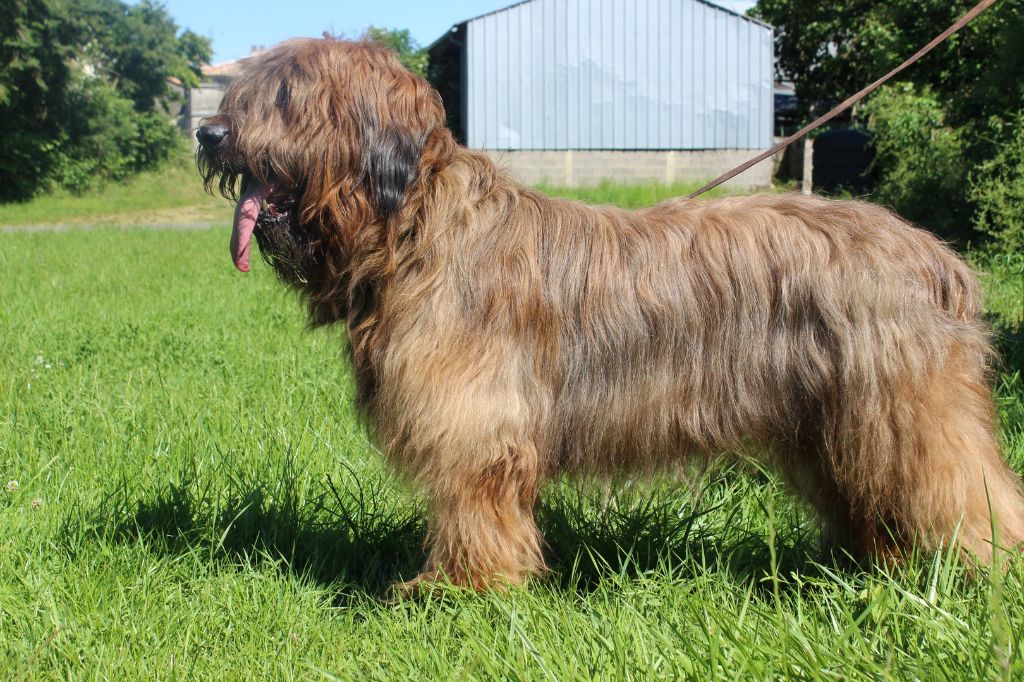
[429,0,771,48]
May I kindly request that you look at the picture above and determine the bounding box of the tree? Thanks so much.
[750,0,1018,124]
[752,0,1024,246]
[364,26,428,78]
[75,0,211,110]
[0,0,80,200]
[0,0,212,201]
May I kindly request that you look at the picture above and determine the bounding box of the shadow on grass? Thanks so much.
[86,463,428,598]
[538,473,834,592]
[69,459,846,600]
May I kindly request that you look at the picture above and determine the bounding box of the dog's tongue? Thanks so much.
[231,183,270,272]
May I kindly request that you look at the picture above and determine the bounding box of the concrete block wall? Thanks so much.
[483,149,772,189]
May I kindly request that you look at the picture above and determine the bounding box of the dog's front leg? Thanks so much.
[396,438,545,592]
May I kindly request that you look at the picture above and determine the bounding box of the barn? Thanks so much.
[428,0,774,188]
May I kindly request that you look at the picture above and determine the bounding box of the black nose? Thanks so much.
[196,124,228,148]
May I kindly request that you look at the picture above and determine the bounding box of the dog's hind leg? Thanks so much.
[400,437,545,591]
[885,347,1024,563]
[774,443,890,562]
[831,339,1024,565]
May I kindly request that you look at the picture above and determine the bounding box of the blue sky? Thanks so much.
[152,0,756,64]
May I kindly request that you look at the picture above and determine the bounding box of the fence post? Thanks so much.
[801,138,814,195]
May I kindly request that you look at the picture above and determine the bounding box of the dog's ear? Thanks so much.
[361,126,422,223]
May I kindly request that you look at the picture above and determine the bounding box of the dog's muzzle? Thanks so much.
[196,124,228,149]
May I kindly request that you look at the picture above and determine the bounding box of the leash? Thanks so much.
[686,0,1001,199]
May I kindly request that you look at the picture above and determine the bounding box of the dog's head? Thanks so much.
[197,37,446,323]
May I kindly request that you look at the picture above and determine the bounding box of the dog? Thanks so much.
[197,36,1024,589]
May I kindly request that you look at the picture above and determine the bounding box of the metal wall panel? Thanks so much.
[465,0,773,150]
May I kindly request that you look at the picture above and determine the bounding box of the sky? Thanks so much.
[150,0,757,65]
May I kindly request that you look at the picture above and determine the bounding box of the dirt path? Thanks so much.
[1,220,223,233]
[0,204,230,233]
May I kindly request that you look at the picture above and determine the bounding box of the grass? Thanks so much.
[0,148,230,227]
[1,177,1023,679]
[536,179,734,207]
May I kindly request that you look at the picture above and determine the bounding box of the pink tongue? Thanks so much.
[231,183,271,272]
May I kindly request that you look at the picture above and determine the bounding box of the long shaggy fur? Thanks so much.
[198,37,1024,588]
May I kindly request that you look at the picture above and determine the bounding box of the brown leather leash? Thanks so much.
[686,0,1001,199]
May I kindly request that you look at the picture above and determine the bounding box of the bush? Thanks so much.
[0,0,209,202]
[970,112,1024,253]
[51,72,179,193]
[861,83,971,242]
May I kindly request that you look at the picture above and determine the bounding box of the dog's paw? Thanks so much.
[386,571,450,602]
[386,568,527,601]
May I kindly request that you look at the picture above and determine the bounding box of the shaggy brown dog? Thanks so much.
[197,37,1024,589]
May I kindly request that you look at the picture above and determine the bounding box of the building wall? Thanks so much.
[484,149,771,189]
[465,0,773,151]
[180,80,230,134]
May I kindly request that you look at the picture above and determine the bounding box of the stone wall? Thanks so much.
[482,149,772,189]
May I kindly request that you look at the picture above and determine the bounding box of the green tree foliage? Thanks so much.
[753,0,1024,247]
[0,0,212,201]
[0,0,80,201]
[750,1,1016,124]
[970,113,1024,253]
[860,84,968,240]
[364,26,428,78]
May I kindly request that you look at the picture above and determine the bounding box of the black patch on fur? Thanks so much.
[276,83,290,110]
[362,127,422,223]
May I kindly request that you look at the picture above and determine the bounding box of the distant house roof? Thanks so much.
[201,49,266,80]
[201,60,243,79]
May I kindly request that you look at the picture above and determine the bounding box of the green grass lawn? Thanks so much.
[2,183,1023,679]
[536,179,734,206]
[0,150,231,227]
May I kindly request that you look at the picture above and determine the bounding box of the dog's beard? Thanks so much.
[252,194,321,288]
[197,146,246,203]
